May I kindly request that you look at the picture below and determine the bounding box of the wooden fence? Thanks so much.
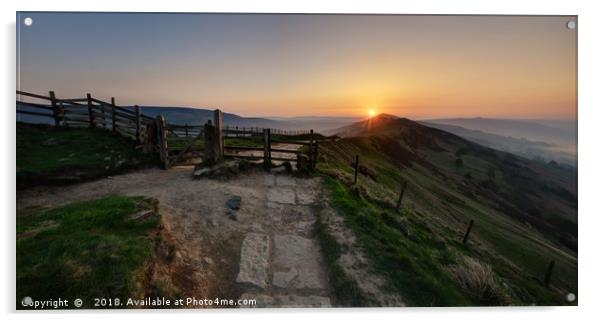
[221,126,318,168]
[16,90,155,145]
[163,120,318,168]
[17,90,319,170]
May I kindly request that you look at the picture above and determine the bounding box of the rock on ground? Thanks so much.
[226,195,242,210]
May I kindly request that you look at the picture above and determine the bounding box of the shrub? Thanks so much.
[447,256,510,305]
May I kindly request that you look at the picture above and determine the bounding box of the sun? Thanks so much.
[368,108,376,117]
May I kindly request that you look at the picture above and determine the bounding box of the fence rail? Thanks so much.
[219,126,318,167]
[17,90,320,170]
[17,90,154,144]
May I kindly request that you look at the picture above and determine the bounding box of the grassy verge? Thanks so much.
[323,177,473,306]
[17,123,157,188]
[17,196,160,309]
[314,205,369,306]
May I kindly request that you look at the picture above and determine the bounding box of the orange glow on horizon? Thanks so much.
[18,15,577,119]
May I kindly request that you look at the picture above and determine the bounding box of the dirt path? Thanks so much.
[17,167,331,308]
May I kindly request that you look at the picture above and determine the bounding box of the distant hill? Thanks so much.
[143,108,363,131]
[331,114,577,251]
[420,121,576,166]
[140,106,283,128]
[16,103,285,128]
[328,113,401,137]
[268,116,363,132]
[319,113,577,304]
[320,115,577,167]
[424,117,576,145]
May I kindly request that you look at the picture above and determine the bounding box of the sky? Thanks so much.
[17,13,577,119]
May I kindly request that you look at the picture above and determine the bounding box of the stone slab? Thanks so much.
[275,176,296,187]
[236,233,271,289]
[267,188,296,204]
[272,234,326,290]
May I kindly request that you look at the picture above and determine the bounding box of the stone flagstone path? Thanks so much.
[236,173,331,308]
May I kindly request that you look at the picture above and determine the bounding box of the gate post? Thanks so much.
[263,128,271,170]
[156,115,169,169]
[49,91,60,127]
[203,120,222,166]
[213,109,223,161]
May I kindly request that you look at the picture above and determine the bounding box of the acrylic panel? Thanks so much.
[16,12,577,309]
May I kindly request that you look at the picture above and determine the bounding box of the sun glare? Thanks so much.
[368,109,376,117]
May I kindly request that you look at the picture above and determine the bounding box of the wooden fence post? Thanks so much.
[309,129,315,169]
[395,181,408,212]
[134,105,141,143]
[263,128,271,170]
[268,129,272,166]
[214,109,223,160]
[203,120,220,165]
[110,97,116,131]
[353,155,360,185]
[462,219,475,244]
[86,93,95,127]
[48,91,60,127]
[544,260,555,286]
[156,115,169,169]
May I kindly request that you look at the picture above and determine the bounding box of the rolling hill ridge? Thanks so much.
[316,113,577,305]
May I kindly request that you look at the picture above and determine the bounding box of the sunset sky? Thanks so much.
[17,13,577,119]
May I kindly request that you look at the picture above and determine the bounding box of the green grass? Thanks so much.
[315,137,576,306]
[314,205,369,306]
[17,123,157,188]
[167,136,204,150]
[17,196,160,309]
[225,136,263,148]
[323,177,472,306]
[167,136,265,150]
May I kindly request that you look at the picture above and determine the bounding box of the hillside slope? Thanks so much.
[317,114,577,305]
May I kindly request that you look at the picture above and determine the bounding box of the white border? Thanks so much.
[2,1,601,322]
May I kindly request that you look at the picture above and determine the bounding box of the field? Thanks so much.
[17,123,157,188]
[17,196,161,309]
